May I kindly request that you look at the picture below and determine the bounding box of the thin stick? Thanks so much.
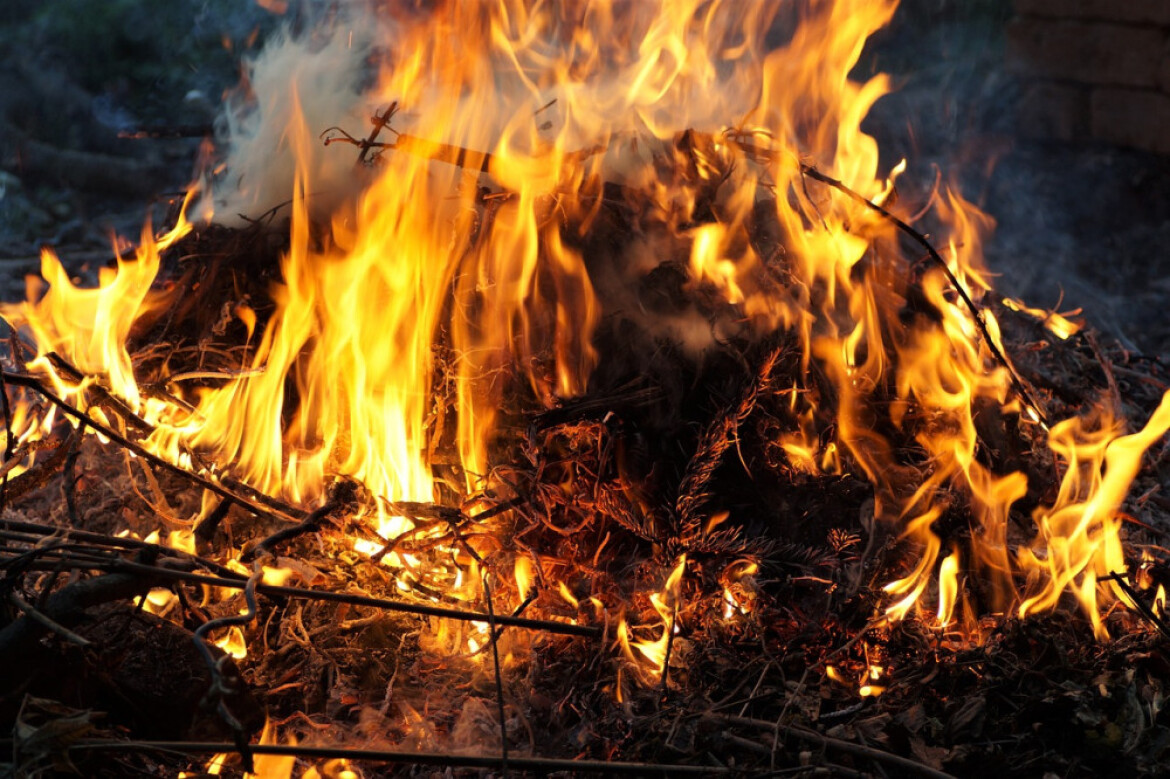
[359,103,397,165]
[24,556,600,639]
[194,496,234,544]
[45,352,153,435]
[192,561,262,770]
[216,473,307,520]
[794,163,1048,428]
[1101,571,1170,639]
[241,486,351,562]
[0,371,297,523]
[0,517,244,580]
[61,741,731,775]
[369,497,523,564]
[2,432,74,503]
[6,590,92,646]
[705,713,958,779]
[468,585,539,659]
[62,435,82,526]
[0,538,114,575]
[818,617,884,667]
[1086,332,1122,415]
[480,570,510,774]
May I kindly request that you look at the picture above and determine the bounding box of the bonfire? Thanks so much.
[1,1,1169,777]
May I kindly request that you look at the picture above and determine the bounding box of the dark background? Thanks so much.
[0,0,1167,357]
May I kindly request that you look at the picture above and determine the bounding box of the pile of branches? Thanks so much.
[0,130,1169,778]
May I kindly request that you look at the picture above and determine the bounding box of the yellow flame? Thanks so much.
[1,194,194,413]
[1002,297,1082,340]
[261,565,296,587]
[245,720,296,779]
[302,760,360,779]
[618,555,686,685]
[721,560,758,618]
[136,588,178,617]
[557,581,580,610]
[215,625,248,660]
[937,549,959,627]
[514,556,536,602]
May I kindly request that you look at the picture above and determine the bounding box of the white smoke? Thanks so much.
[193,1,775,358]
[196,1,769,229]
[197,6,382,225]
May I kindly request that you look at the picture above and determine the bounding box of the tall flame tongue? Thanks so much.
[3,199,194,413]
[1,0,1168,651]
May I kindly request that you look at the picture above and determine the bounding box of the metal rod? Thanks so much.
[63,741,731,776]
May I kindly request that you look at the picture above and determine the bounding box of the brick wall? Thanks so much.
[1006,0,1170,154]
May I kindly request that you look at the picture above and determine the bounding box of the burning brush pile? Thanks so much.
[3,0,1170,776]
